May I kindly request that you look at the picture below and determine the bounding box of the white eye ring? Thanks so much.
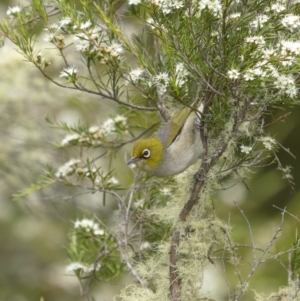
[142,149,151,158]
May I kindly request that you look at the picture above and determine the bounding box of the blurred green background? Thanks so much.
[1,0,300,300]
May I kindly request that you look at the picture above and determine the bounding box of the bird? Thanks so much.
[127,103,204,176]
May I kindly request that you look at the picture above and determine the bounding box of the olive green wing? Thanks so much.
[165,107,191,147]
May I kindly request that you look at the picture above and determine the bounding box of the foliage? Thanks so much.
[1,0,300,300]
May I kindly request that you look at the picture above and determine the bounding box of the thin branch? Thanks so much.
[169,228,181,301]
[179,139,227,221]
[234,201,257,262]
[234,210,285,300]
[263,112,291,128]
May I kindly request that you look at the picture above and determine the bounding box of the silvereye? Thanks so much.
[127,103,204,177]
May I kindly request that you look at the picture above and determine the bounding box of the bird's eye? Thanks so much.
[142,149,151,158]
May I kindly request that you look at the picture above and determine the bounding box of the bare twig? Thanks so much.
[234,201,257,262]
[169,228,181,301]
[234,210,285,300]
[263,112,291,128]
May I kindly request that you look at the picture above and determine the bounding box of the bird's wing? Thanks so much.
[164,107,191,148]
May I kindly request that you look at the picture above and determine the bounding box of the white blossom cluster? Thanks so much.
[250,14,269,28]
[59,66,78,82]
[60,115,128,146]
[145,0,214,17]
[197,0,222,16]
[153,72,170,95]
[240,145,253,154]
[227,69,240,80]
[175,63,189,87]
[133,63,188,95]
[75,36,123,63]
[89,115,128,138]
[281,14,300,32]
[74,218,105,236]
[151,0,184,14]
[260,136,277,150]
[269,3,285,13]
[55,159,81,178]
[128,68,144,83]
[6,6,22,16]
[95,175,119,186]
[227,36,299,97]
[43,16,123,63]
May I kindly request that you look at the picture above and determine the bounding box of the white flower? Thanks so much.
[260,136,276,150]
[243,66,266,81]
[199,0,222,16]
[286,85,297,97]
[228,12,241,19]
[281,56,295,67]
[45,23,60,33]
[274,73,297,97]
[107,176,119,185]
[129,0,142,4]
[280,40,300,55]
[80,20,92,29]
[44,33,55,43]
[114,115,127,125]
[129,68,144,82]
[6,6,21,16]
[250,14,269,28]
[245,36,265,45]
[155,0,184,14]
[107,43,123,57]
[160,188,171,195]
[281,15,300,32]
[59,17,72,27]
[243,71,255,81]
[154,72,169,95]
[263,48,276,59]
[55,159,81,178]
[175,63,188,87]
[146,18,156,29]
[140,241,151,250]
[74,33,92,52]
[61,133,80,145]
[74,219,104,235]
[102,118,116,134]
[88,125,100,133]
[59,66,78,79]
[173,0,184,9]
[227,69,240,80]
[154,72,169,84]
[240,145,252,154]
[270,3,285,13]
[134,199,145,208]
[207,0,222,15]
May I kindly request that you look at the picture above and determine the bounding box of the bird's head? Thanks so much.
[127,137,164,173]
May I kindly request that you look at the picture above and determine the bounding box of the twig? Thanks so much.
[273,205,300,223]
[169,228,181,301]
[234,209,285,300]
[263,112,291,128]
[234,201,257,262]
[179,140,227,221]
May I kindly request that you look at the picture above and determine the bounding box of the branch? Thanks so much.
[169,228,181,301]
[179,140,227,221]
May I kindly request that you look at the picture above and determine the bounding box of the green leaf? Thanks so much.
[12,174,56,201]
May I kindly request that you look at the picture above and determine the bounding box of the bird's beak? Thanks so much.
[127,157,141,165]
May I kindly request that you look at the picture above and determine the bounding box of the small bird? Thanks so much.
[127,103,204,176]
